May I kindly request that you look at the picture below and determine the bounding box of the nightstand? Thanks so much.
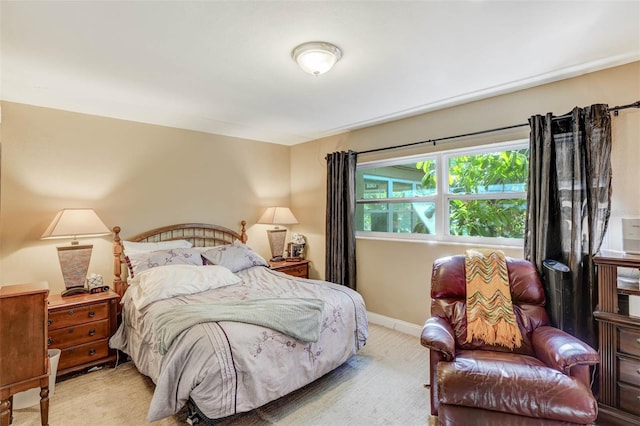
[269,259,310,278]
[47,291,119,377]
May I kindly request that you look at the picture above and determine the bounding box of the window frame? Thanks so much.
[355,139,528,246]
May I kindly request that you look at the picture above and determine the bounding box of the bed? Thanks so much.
[108,222,368,422]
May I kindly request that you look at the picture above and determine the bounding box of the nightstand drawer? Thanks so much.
[58,339,110,372]
[619,328,640,358]
[48,319,110,349]
[269,259,310,278]
[283,264,308,278]
[48,303,109,330]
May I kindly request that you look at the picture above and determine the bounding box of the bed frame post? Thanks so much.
[112,226,125,298]
[240,220,248,244]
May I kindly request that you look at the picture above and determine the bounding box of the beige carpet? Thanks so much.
[12,324,432,426]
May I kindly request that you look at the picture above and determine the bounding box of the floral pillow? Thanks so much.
[201,240,268,272]
[125,247,203,278]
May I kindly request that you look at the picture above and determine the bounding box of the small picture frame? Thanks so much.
[287,243,305,259]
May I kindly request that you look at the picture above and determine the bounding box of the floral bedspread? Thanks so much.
[109,266,368,421]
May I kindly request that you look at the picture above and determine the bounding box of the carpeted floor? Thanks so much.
[12,324,432,425]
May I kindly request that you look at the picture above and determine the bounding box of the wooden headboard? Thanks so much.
[112,221,247,297]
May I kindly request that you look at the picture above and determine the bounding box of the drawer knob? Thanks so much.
[89,348,96,356]
[88,310,96,318]
[89,328,96,336]
[637,368,640,375]
[47,319,52,326]
[68,309,74,315]
[68,328,74,334]
[47,337,52,346]
[637,338,640,345]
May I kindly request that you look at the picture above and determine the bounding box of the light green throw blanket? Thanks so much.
[154,298,325,355]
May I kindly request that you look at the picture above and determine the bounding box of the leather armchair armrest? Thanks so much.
[532,326,599,374]
[421,317,455,361]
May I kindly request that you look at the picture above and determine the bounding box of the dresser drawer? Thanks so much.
[58,339,110,371]
[48,319,110,349]
[48,302,109,330]
[619,356,640,387]
[619,328,640,358]
[618,382,640,417]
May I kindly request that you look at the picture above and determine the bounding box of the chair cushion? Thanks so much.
[438,404,590,426]
[437,350,598,424]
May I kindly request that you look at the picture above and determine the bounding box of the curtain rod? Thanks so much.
[358,101,640,156]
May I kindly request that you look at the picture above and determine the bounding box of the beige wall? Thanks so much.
[0,102,291,293]
[1,62,638,326]
[291,61,640,327]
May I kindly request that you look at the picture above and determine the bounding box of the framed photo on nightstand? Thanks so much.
[287,243,305,259]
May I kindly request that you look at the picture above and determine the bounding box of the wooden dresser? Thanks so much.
[47,291,119,377]
[594,251,640,425]
[0,282,50,426]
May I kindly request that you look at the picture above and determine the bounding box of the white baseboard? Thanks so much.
[367,311,423,337]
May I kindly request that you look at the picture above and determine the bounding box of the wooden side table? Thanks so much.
[0,282,50,426]
[269,259,310,279]
[47,291,119,377]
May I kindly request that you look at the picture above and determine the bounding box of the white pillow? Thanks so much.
[201,240,269,272]
[122,239,193,255]
[128,264,241,310]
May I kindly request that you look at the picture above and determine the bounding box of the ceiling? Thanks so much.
[1,1,639,146]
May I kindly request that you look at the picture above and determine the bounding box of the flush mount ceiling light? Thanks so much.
[292,41,342,76]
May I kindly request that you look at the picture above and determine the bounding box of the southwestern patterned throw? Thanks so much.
[464,249,522,349]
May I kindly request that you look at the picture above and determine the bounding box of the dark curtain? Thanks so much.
[524,104,611,348]
[325,150,358,289]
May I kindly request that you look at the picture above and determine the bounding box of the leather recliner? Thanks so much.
[421,255,599,425]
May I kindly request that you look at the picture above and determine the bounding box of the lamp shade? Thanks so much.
[292,42,342,76]
[41,208,110,240]
[257,207,299,225]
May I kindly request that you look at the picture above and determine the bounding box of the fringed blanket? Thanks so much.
[154,298,325,355]
[464,249,522,349]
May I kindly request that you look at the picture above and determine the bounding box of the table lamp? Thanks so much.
[41,208,111,296]
[257,207,298,261]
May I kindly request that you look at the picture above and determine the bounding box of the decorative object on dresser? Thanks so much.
[0,282,50,426]
[41,208,111,297]
[593,251,640,425]
[257,207,299,261]
[269,259,310,279]
[47,291,119,377]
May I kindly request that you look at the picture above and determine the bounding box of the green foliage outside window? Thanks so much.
[416,148,529,238]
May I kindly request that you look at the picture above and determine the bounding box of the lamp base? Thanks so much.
[266,229,287,261]
[61,287,90,297]
[57,244,93,296]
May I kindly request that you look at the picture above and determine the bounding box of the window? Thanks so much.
[356,140,529,245]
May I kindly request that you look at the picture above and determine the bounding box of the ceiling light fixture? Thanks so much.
[292,41,342,76]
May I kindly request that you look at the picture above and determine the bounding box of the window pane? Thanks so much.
[356,160,436,200]
[448,199,526,238]
[361,177,388,199]
[356,202,435,234]
[448,149,528,194]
